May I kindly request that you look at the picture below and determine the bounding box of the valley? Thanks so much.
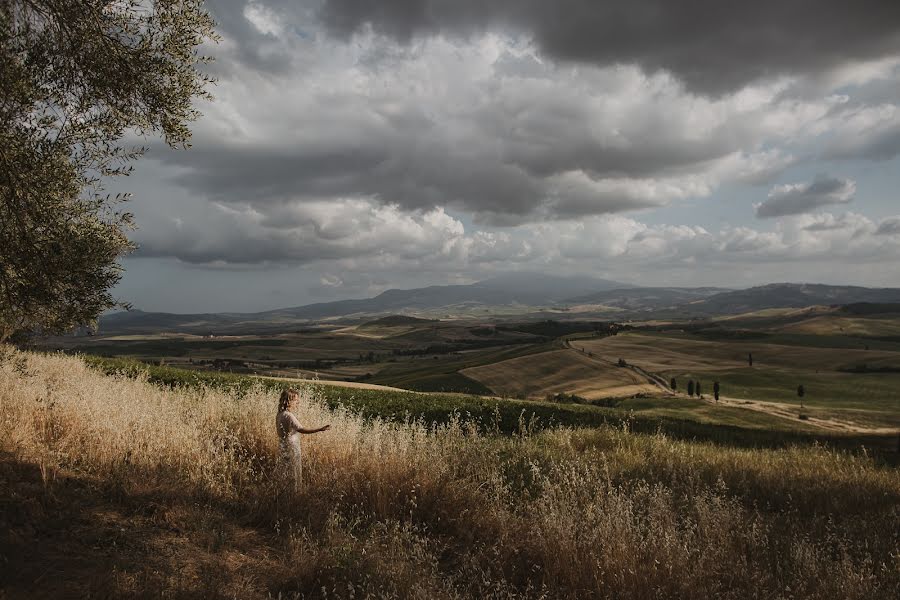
[36,280,900,444]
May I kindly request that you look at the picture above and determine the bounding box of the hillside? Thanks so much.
[566,286,729,311]
[98,280,900,336]
[361,315,438,326]
[686,283,900,315]
[2,348,898,598]
[99,273,627,334]
[461,349,659,400]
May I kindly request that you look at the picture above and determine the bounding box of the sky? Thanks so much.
[114,0,900,313]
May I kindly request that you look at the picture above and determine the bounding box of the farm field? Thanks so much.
[578,332,900,429]
[461,348,659,400]
[35,318,550,384]
[33,307,900,438]
[775,314,900,337]
[39,309,900,437]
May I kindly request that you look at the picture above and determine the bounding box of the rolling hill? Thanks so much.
[565,286,730,311]
[98,279,900,335]
[99,273,627,334]
[685,283,900,315]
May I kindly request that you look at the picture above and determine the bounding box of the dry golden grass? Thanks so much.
[1,346,898,599]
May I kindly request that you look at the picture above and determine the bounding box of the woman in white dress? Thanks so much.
[276,388,330,490]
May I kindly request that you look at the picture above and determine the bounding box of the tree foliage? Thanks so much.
[0,0,217,340]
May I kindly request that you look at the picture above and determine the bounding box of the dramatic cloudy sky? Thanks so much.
[114,0,900,312]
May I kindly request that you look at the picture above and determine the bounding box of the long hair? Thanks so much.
[278,388,299,413]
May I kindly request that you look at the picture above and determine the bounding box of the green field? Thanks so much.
[580,332,900,429]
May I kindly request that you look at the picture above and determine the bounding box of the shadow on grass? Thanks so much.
[0,454,300,599]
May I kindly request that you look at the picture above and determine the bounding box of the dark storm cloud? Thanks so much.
[136,0,892,229]
[156,140,545,220]
[203,0,297,73]
[157,137,682,224]
[755,176,855,218]
[154,68,728,223]
[319,0,900,94]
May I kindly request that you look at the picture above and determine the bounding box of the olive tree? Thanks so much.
[0,0,217,341]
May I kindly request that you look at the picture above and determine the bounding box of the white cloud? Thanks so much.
[243,1,284,37]
[876,216,900,236]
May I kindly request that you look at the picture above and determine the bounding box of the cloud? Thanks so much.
[802,212,871,232]
[876,216,900,235]
[114,0,900,304]
[133,186,900,278]
[151,24,847,226]
[318,0,900,94]
[134,199,469,265]
[755,177,855,218]
[823,104,900,161]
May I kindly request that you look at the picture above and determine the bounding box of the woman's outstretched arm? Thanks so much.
[297,424,330,434]
[285,412,330,434]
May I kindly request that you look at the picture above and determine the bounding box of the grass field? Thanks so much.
[2,347,898,598]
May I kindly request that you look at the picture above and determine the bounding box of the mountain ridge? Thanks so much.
[100,273,627,333]
[98,279,900,334]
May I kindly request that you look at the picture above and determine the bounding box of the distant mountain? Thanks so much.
[100,273,628,334]
[258,272,627,320]
[98,280,900,335]
[566,287,730,311]
[685,283,900,315]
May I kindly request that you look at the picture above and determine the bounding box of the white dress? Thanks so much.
[276,410,304,488]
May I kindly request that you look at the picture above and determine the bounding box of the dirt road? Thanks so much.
[704,395,898,435]
[251,375,418,393]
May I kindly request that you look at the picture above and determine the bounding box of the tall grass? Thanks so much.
[2,347,898,598]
